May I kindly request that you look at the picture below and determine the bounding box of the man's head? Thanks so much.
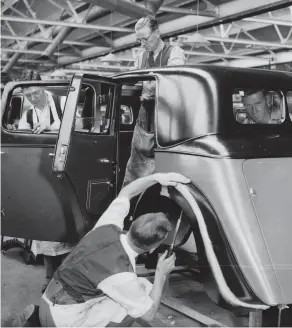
[135,16,161,52]
[242,89,270,123]
[23,86,46,107]
[50,70,68,80]
[20,69,46,107]
[127,212,172,253]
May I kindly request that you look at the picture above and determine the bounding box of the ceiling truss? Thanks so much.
[1,0,292,78]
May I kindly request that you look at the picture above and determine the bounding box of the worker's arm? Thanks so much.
[94,173,189,231]
[93,197,130,230]
[167,46,186,66]
[98,251,175,321]
[140,251,176,322]
[18,111,31,130]
[119,172,190,200]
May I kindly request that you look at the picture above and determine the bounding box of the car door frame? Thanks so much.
[52,74,122,236]
[1,80,77,242]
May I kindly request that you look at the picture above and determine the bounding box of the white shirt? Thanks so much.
[41,197,154,327]
[18,91,64,131]
[134,40,185,100]
[134,40,186,69]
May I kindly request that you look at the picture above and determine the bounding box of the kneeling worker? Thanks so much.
[39,172,190,327]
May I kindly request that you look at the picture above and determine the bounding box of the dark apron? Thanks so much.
[122,100,155,187]
[122,45,173,187]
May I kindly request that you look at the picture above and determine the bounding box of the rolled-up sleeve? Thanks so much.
[168,46,186,66]
[18,111,30,130]
[98,272,153,318]
[93,197,130,230]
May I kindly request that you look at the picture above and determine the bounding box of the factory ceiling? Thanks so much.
[1,0,292,78]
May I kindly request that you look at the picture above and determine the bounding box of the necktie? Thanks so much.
[148,51,155,68]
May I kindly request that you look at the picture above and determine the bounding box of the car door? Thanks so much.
[1,80,76,242]
[52,74,121,237]
[1,75,120,242]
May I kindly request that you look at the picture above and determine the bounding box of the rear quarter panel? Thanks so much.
[155,151,290,305]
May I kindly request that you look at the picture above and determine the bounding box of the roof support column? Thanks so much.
[2,53,23,73]
[43,26,73,58]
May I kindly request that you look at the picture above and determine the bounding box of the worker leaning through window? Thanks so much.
[37,173,190,327]
[122,15,186,187]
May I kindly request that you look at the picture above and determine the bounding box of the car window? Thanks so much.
[287,91,292,121]
[3,85,69,133]
[74,83,114,134]
[233,89,285,124]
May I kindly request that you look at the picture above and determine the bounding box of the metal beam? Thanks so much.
[71,63,129,71]
[0,34,97,47]
[216,50,292,68]
[158,5,216,17]
[0,16,135,33]
[184,50,269,60]
[82,0,152,19]
[22,0,47,35]
[206,36,292,49]
[243,17,292,28]
[184,10,292,63]
[1,58,55,66]
[1,0,19,14]
[55,0,292,66]
[164,0,292,39]
[1,48,75,56]
[62,69,114,76]
[43,26,73,58]
[2,53,23,73]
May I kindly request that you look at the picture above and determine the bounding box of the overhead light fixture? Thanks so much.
[100,53,121,63]
[183,0,211,49]
[184,32,211,48]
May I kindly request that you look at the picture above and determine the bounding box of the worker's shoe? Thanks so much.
[12,304,40,327]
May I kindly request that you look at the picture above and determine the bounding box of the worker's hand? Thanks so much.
[155,173,190,187]
[156,251,176,279]
[140,81,156,101]
[32,123,50,134]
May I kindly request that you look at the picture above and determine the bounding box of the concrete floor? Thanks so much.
[1,248,45,327]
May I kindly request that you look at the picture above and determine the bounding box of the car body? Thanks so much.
[1,66,292,314]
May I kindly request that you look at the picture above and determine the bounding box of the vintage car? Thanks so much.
[1,66,292,325]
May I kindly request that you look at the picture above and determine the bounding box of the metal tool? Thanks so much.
[167,210,183,258]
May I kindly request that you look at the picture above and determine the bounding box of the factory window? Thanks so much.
[233,89,285,124]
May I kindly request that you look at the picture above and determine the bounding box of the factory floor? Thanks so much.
[1,248,44,327]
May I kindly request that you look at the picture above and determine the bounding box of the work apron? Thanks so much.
[122,100,156,187]
[39,277,135,327]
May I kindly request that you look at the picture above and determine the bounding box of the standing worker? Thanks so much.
[38,172,190,327]
[122,16,185,186]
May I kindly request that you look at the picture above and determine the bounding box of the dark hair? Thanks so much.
[128,212,171,250]
[19,69,42,81]
[135,15,159,32]
[244,89,267,97]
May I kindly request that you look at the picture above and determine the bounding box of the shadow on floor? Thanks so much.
[1,248,45,327]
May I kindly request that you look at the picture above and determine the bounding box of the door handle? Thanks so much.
[48,153,55,158]
[1,151,6,155]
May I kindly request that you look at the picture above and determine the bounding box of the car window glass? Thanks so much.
[287,91,292,121]
[4,85,69,133]
[233,89,285,124]
[73,82,114,134]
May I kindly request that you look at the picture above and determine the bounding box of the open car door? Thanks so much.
[52,74,121,240]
